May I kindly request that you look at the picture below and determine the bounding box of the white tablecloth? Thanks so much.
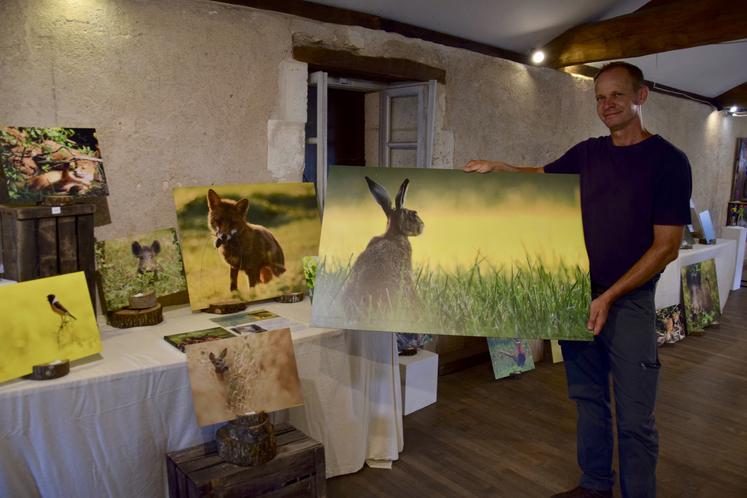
[0,300,403,498]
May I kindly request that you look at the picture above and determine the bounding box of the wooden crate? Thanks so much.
[166,424,326,498]
[0,203,96,304]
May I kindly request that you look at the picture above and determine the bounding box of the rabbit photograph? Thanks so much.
[311,166,592,340]
[174,183,321,311]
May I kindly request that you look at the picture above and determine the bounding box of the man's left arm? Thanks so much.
[587,224,683,335]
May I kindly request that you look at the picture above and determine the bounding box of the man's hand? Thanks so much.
[463,160,512,173]
[587,295,612,336]
[463,160,544,174]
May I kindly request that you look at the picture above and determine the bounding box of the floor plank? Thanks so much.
[328,288,747,498]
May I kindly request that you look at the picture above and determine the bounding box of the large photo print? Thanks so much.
[311,166,591,340]
[0,126,108,202]
[174,183,321,310]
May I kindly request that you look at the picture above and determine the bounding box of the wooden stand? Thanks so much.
[109,303,163,328]
[128,291,157,309]
[166,423,325,498]
[216,412,276,466]
[40,195,76,206]
[0,203,96,305]
[204,299,247,314]
[23,360,70,380]
[274,292,304,304]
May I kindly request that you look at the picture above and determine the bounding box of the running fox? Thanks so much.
[207,189,286,293]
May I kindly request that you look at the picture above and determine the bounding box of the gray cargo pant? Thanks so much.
[560,286,660,498]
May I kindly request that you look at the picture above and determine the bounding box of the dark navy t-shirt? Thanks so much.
[544,135,692,290]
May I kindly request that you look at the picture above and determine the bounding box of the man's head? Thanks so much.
[594,62,649,133]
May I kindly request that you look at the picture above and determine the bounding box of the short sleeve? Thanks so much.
[544,141,586,174]
[653,149,692,225]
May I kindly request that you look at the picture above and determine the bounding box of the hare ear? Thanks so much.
[395,178,410,210]
[365,176,392,214]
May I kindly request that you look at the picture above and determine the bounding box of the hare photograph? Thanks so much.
[311,166,591,340]
[95,228,188,312]
[174,183,321,311]
[185,328,303,426]
[0,126,108,202]
[0,272,101,383]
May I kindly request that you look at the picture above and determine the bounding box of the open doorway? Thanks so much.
[304,73,437,211]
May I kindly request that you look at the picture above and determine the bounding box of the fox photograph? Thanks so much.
[311,166,591,340]
[0,126,108,202]
[95,228,188,312]
[0,272,101,383]
[174,182,321,311]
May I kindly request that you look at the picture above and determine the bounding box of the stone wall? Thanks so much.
[1,0,744,238]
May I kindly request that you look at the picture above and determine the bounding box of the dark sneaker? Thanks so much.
[550,486,612,498]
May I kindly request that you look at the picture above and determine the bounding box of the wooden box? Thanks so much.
[0,203,96,304]
[166,424,326,498]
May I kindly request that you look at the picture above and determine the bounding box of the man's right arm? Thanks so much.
[462,160,544,174]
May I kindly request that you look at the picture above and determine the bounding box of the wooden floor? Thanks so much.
[328,288,747,498]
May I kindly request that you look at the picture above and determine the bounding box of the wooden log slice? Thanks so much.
[216,412,277,466]
[128,290,157,309]
[274,291,304,304]
[40,195,76,206]
[109,303,163,328]
[204,299,247,315]
[23,359,70,380]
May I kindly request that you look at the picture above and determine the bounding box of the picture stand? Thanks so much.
[204,299,247,314]
[128,290,157,309]
[23,359,70,380]
[274,291,304,304]
[216,412,277,466]
[40,195,76,207]
[109,303,163,328]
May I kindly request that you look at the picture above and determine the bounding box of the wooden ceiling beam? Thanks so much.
[541,0,747,68]
[716,82,747,111]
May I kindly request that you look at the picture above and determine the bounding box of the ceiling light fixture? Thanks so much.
[730,105,738,113]
[531,50,545,65]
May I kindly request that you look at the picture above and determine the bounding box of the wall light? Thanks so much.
[531,50,545,65]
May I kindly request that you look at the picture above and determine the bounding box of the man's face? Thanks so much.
[594,67,646,132]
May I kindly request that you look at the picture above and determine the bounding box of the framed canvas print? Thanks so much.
[311,166,591,340]
[731,137,747,202]
[163,327,236,353]
[174,183,321,311]
[185,328,303,426]
[487,338,535,379]
[655,304,685,346]
[680,259,721,334]
[95,228,188,312]
[0,126,108,203]
[0,272,101,383]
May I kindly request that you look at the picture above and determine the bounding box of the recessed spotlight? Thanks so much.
[730,105,738,113]
[531,50,545,65]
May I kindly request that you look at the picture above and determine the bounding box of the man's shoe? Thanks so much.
[550,486,612,498]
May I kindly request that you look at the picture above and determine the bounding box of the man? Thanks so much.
[464,62,692,498]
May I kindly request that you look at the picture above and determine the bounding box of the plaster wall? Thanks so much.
[0,0,743,240]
